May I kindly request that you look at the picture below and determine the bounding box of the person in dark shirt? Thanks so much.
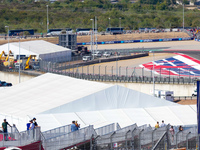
[2,119,11,141]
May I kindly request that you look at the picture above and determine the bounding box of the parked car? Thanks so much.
[92,51,102,57]
[103,51,112,57]
[82,56,92,61]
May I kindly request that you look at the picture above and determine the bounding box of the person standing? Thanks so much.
[75,121,80,130]
[71,121,77,132]
[160,120,166,127]
[155,121,159,129]
[179,126,183,131]
[27,120,32,131]
[169,126,175,143]
[29,120,35,139]
[2,119,12,141]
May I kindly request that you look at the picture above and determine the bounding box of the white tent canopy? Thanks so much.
[34,105,197,131]
[0,73,177,118]
[0,40,71,62]
[0,73,196,131]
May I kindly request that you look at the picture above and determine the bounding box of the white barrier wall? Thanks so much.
[0,71,34,85]
[106,82,196,96]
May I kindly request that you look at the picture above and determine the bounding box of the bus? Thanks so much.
[106,27,124,35]
[47,28,73,36]
[76,28,92,35]
[9,29,34,36]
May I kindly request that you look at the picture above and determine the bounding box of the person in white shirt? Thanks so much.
[160,120,166,127]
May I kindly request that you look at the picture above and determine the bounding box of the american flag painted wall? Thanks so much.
[140,53,200,77]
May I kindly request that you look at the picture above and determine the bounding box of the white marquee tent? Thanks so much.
[0,40,71,62]
[0,73,196,131]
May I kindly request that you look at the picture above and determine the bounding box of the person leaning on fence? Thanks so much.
[29,120,35,130]
[155,121,159,129]
[33,117,39,128]
[2,119,12,141]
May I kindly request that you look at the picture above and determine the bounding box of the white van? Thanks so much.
[192,89,197,96]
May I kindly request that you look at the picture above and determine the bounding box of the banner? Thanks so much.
[77,37,194,45]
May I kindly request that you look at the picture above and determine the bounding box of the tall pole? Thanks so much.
[119,18,121,31]
[90,19,94,59]
[92,19,94,53]
[95,16,98,52]
[46,5,49,33]
[183,4,184,30]
[5,26,9,54]
[109,17,111,30]
[153,51,155,97]
[19,37,20,83]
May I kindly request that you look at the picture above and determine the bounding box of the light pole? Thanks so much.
[95,16,98,52]
[46,5,49,33]
[150,51,155,97]
[90,19,94,59]
[19,37,21,83]
[183,3,184,30]
[119,18,121,31]
[5,26,9,54]
[109,17,111,32]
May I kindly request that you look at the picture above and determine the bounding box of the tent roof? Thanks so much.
[0,73,177,119]
[34,105,197,131]
[0,40,71,56]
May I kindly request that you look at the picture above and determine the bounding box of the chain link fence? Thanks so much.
[38,60,198,84]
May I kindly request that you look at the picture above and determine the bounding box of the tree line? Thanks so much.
[0,0,200,34]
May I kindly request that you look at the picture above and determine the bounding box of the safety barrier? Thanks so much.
[0,127,41,147]
[42,124,71,140]
[43,125,96,150]
[77,37,193,45]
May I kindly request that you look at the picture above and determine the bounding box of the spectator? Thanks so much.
[155,121,159,129]
[75,121,80,130]
[160,120,166,127]
[2,119,12,141]
[179,125,183,131]
[33,117,39,128]
[27,120,32,131]
[169,126,175,143]
[71,121,78,132]
[29,120,35,130]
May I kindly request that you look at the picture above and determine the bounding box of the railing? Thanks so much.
[174,96,197,101]
[95,123,120,136]
[42,124,71,140]
[0,126,41,147]
[94,124,198,150]
[43,125,96,150]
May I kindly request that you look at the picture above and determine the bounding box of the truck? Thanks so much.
[154,90,174,102]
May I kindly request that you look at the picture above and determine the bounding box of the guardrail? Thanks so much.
[173,96,196,101]
[77,37,193,45]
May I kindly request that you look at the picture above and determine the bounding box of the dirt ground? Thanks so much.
[77,32,189,43]
[176,99,197,105]
[0,32,189,45]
